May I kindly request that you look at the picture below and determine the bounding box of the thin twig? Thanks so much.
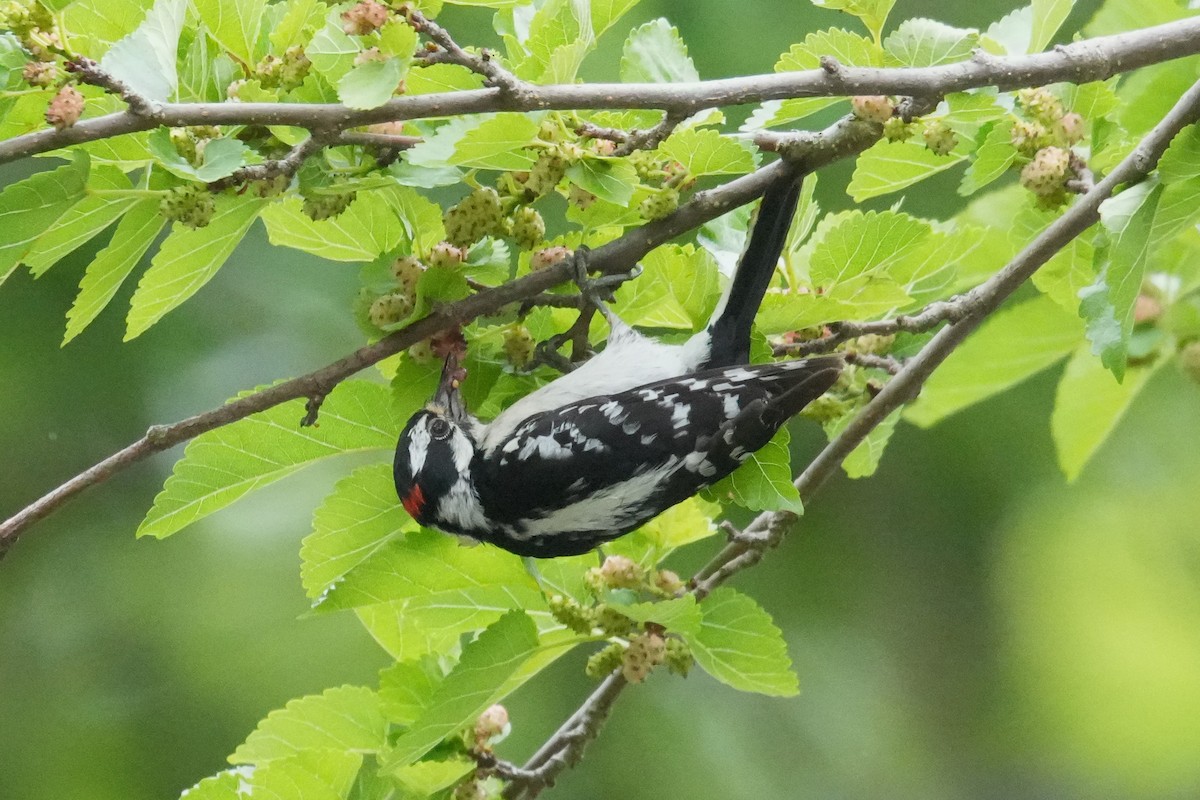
[208,133,332,190]
[5,17,1200,165]
[502,674,627,799]
[843,352,905,375]
[613,110,687,156]
[408,9,526,97]
[336,131,422,150]
[64,56,155,116]
[574,122,629,143]
[771,302,963,356]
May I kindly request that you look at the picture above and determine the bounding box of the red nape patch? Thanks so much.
[402,485,426,518]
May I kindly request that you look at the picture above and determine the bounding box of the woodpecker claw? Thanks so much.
[569,246,642,324]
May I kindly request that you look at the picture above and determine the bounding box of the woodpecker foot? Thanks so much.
[569,246,641,323]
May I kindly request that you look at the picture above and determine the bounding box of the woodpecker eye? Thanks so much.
[429,417,452,440]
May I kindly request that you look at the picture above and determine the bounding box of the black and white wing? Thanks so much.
[469,356,841,557]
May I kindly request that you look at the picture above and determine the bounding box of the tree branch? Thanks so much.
[503,73,1200,799]
[3,17,1200,165]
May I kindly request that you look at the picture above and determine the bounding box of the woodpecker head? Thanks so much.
[393,354,481,530]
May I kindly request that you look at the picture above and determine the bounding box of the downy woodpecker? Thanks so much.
[393,169,842,557]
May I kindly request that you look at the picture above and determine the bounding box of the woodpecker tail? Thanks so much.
[703,166,805,369]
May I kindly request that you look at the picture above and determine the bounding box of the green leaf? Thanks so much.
[99,0,186,102]
[1051,345,1164,482]
[943,91,1007,141]
[591,0,642,33]
[63,0,156,59]
[1116,58,1200,138]
[77,131,156,170]
[1032,233,1095,313]
[25,167,136,276]
[749,29,883,130]
[883,18,978,67]
[658,128,754,177]
[809,0,895,41]
[125,194,265,339]
[178,26,215,102]
[337,58,405,110]
[355,582,546,662]
[316,528,539,611]
[1081,181,1163,381]
[893,224,990,304]
[441,0,520,7]
[0,157,90,286]
[177,768,247,800]
[565,158,638,206]
[826,408,901,478]
[232,686,387,764]
[984,5,1032,55]
[246,751,362,800]
[701,428,804,514]
[1030,0,1074,52]
[148,130,259,182]
[606,596,702,635]
[0,34,26,92]
[64,200,165,345]
[1158,123,1200,185]
[308,10,360,83]
[959,119,1016,195]
[514,0,597,82]
[137,381,401,539]
[378,658,444,726]
[406,63,486,95]
[195,0,267,64]
[687,587,798,697]
[394,759,474,797]
[1149,177,1200,252]
[450,114,539,170]
[619,18,698,83]
[907,296,1083,427]
[630,496,718,553]
[1060,80,1119,122]
[261,192,405,261]
[848,140,967,202]
[270,0,326,52]
[807,209,930,286]
[775,27,884,70]
[384,611,540,772]
[614,244,720,330]
[301,464,418,600]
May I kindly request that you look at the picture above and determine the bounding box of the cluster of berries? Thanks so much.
[547,555,694,684]
[301,191,358,221]
[1012,87,1086,207]
[3,2,88,131]
[853,87,1090,207]
[442,187,546,251]
[366,254,425,330]
[253,46,312,92]
[159,185,217,229]
[850,95,959,156]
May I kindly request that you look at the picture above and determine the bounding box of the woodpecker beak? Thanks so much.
[431,353,470,424]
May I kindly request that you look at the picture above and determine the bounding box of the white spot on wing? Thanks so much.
[722,393,741,418]
[671,403,690,428]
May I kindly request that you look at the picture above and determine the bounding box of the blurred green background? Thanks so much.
[4,1,1200,798]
